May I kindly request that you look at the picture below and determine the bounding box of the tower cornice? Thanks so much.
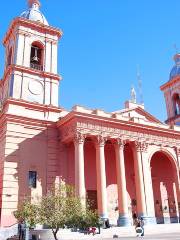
[2,64,62,83]
[160,75,180,91]
[3,17,63,46]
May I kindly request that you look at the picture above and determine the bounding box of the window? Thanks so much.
[30,42,44,71]
[173,93,180,116]
[28,171,37,188]
[7,47,12,66]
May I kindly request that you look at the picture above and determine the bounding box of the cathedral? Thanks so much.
[0,0,180,228]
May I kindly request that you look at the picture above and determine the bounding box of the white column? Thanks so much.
[115,139,131,226]
[133,142,147,217]
[74,132,86,205]
[141,146,156,224]
[95,135,108,219]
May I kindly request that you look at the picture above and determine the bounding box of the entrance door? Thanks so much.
[87,190,97,211]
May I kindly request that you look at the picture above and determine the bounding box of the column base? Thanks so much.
[117,214,132,226]
[157,216,179,224]
[138,214,157,225]
[99,214,110,229]
[100,213,108,219]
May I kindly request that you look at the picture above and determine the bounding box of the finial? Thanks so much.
[28,0,41,8]
[130,86,137,104]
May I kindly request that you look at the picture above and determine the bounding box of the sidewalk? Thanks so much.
[7,223,180,240]
[56,223,180,240]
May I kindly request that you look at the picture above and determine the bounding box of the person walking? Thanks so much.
[18,220,26,240]
[132,211,137,226]
[140,217,145,236]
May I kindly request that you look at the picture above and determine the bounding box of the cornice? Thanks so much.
[3,17,63,46]
[2,113,57,129]
[160,76,180,91]
[2,64,62,82]
[57,111,180,139]
[60,122,180,148]
[3,98,63,114]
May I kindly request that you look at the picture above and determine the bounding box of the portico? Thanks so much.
[57,104,180,225]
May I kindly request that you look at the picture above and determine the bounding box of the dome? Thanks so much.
[20,0,49,26]
[169,54,180,81]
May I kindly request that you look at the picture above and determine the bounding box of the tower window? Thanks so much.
[7,47,13,66]
[28,171,37,188]
[30,42,44,71]
[173,93,180,116]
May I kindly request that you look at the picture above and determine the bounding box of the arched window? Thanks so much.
[172,93,180,116]
[30,42,44,71]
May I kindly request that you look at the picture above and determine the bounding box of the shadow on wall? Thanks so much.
[1,122,62,226]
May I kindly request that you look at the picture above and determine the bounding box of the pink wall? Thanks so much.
[124,144,137,214]
[66,142,75,186]
[1,121,59,226]
[84,141,97,190]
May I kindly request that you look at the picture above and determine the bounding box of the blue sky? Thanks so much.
[0,0,179,121]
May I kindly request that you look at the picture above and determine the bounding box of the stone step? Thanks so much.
[7,236,18,240]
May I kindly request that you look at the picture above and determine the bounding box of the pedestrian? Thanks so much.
[105,219,110,228]
[132,211,137,226]
[140,217,144,236]
[97,218,102,234]
[18,220,26,240]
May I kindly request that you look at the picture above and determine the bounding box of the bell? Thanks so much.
[31,48,39,62]
[31,55,39,62]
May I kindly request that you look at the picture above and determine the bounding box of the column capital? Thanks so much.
[115,138,126,150]
[135,141,148,153]
[74,131,85,144]
[174,146,180,156]
[96,135,107,147]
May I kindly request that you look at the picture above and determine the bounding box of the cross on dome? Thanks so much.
[28,0,41,8]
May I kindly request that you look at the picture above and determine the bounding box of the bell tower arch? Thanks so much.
[0,0,62,108]
[161,54,180,125]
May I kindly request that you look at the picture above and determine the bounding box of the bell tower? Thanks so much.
[161,54,180,125]
[0,0,62,108]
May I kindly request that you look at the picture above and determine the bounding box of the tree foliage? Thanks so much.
[14,198,38,228]
[14,183,99,240]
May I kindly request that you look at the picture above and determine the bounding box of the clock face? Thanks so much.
[28,79,44,95]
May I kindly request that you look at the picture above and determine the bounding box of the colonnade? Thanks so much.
[74,133,156,225]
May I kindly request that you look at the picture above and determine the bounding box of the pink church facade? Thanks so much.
[0,0,180,228]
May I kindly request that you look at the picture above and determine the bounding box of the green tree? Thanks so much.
[14,183,100,240]
[38,184,85,240]
[14,198,38,228]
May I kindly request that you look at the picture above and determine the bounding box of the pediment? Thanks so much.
[114,107,162,124]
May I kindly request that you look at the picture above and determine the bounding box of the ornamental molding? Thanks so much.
[74,131,85,144]
[135,141,149,153]
[114,138,126,149]
[174,147,180,157]
[59,120,180,148]
[96,135,107,147]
